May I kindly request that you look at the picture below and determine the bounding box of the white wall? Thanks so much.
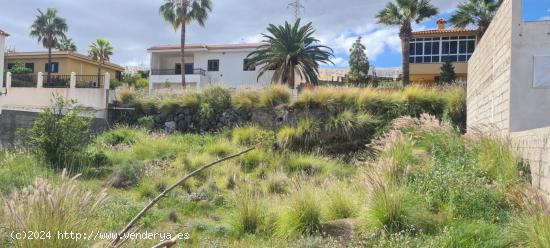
[0,35,5,88]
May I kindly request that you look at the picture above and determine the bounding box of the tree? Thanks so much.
[9,61,33,75]
[57,37,77,52]
[346,37,371,86]
[160,0,212,88]
[376,0,438,86]
[30,8,68,84]
[89,38,114,86]
[450,0,502,40]
[439,60,457,85]
[246,19,334,89]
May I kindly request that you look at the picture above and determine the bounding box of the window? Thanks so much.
[409,35,476,64]
[175,63,182,75]
[208,59,219,71]
[243,59,255,71]
[185,63,194,74]
[25,63,34,73]
[45,62,59,73]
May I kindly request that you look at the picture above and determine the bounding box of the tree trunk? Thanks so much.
[399,22,412,87]
[97,60,102,87]
[180,7,188,89]
[47,44,52,84]
[289,64,296,89]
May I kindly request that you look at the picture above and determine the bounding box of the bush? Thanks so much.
[276,186,322,237]
[277,118,319,151]
[107,161,144,188]
[324,182,358,220]
[137,116,154,129]
[232,90,261,109]
[477,137,521,186]
[135,78,149,89]
[99,127,141,146]
[230,191,265,235]
[116,84,137,105]
[202,86,232,111]
[259,85,291,108]
[403,87,445,117]
[510,214,550,247]
[22,96,91,169]
[238,149,267,173]
[1,175,107,248]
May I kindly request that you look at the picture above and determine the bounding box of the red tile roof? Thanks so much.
[147,43,263,51]
[0,29,9,36]
[412,28,477,36]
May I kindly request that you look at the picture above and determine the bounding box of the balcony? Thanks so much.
[149,68,209,89]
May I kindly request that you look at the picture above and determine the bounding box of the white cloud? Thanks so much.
[541,15,550,21]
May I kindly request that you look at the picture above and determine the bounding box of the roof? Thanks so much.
[0,29,9,36]
[412,28,478,36]
[6,51,124,71]
[147,43,263,52]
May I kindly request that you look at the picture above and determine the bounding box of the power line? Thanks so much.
[287,0,304,21]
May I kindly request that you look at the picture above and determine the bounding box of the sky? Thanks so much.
[0,0,549,69]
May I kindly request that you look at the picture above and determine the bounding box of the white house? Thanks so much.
[147,43,275,92]
[0,29,8,88]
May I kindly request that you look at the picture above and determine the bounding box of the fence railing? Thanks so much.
[43,75,71,88]
[11,74,37,88]
[75,75,103,88]
[151,68,206,76]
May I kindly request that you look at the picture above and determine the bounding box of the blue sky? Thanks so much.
[1,0,548,68]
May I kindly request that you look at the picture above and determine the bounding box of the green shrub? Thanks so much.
[232,89,261,109]
[21,96,91,169]
[107,161,144,188]
[238,149,267,173]
[276,186,322,237]
[204,139,237,157]
[442,88,466,129]
[135,78,149,89]
[0,153,49,193]
[510,213,550,248]
[277,118,319,151]
[116,84,137,105]
[356,89,404,120]
[259,85,291,108]
[477,137,521,186]
[202,86,232,111]
[100,127,141,146]
[137,116,154,129]
[442,221,509,248]
[403,87,446,117]
[1,176,107,248]
[230,191,265,235]
[232,125,274,147]
[324,182,358,220]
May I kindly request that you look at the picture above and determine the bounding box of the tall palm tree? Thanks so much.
[89,38,114,86]
[30,8,68,84]
[376,0,438,86]
[160,0,212,88]
[450,0,502,40]
[57,37,77,52]
[246,19,334,89]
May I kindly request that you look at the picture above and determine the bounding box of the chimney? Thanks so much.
[437,18,447,30]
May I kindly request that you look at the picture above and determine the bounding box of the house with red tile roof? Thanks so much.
[0,29,9,88]
[409,19,478,84]
[147,43,276,92]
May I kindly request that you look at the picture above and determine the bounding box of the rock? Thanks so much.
[164,121,176,133]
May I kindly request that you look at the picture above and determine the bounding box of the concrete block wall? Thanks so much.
[511,128,550,198]
[467,0,550,197]
[466,0,513,134]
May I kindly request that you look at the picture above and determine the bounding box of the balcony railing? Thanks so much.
[11,74,37,88]
[43,75,71,88]
[151,68,206,76]
[75,75,103,88]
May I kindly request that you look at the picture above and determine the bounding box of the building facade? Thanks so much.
[5,51,124,81]
[148,43,275,92]
[410,19,478,84]
[0,29,8,87]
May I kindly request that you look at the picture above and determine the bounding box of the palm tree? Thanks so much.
[376,0,438,86]
[246,19,334,89]
[450,0,502,40]
[57,37,77,52]
[159,0,212,88]
[30,8,68,84]
[89,38,114,86]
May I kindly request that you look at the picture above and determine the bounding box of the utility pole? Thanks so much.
[288,0,304,21]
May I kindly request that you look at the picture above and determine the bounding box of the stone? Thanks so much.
[164,121,176,133]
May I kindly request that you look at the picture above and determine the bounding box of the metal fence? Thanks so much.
[11,74,37,88]
[43,75,71,88]
[75,75,103,88]
[151,68,206,76]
